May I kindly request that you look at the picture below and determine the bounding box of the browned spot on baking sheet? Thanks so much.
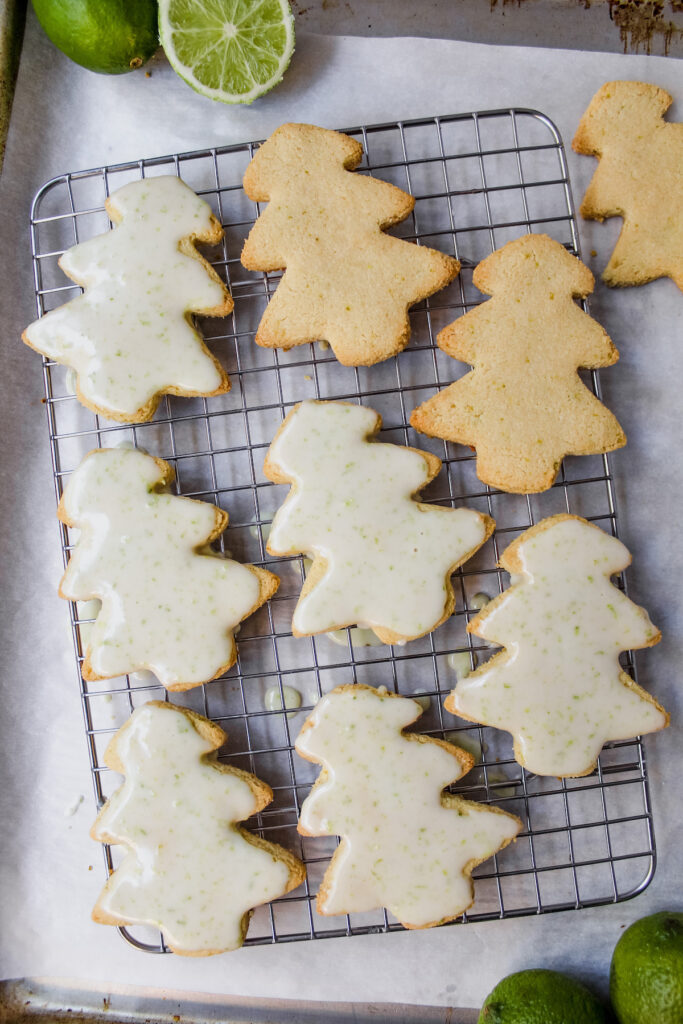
[608,0,683,53]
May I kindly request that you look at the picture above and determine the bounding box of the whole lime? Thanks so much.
[478,968,610,1024]
[31,0,158,75]
[610,911,683,1024]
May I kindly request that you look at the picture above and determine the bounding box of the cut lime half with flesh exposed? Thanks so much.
[159,0,295,105]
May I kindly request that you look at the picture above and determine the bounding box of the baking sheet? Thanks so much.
[0,10,681,1009]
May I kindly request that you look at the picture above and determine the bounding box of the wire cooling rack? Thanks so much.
[29,108,658,953]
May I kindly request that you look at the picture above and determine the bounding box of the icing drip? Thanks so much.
[265,685,302,715]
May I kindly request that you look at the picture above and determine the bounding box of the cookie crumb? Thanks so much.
[65,794,84,817]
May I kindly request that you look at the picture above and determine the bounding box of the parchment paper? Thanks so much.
[0,9,681,1008]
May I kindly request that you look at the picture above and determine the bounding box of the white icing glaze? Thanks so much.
[76,598,100,648]
[92,703,294,953]
[325,626,384,648]
[470,591,491,611]
[24,176,228,420]
[296,685,520,928]
[449,516,667,777]
[266,401,489,640]
[447,651,477,678]
[445,731,485,761]
[248,521,272,542]
[129,670,158,689]
[412,690,432,711]
[265,685,302,714]
[59,447,263,689]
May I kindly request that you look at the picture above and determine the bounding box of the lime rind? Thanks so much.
[159,0,295,105]
[32,0,159,75]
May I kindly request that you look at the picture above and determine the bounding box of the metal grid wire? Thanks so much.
[29,109,657,953]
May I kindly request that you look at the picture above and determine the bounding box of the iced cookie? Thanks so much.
[446,515,669,777]
[241,122,459,365]
[58,446,278,690]
[410,234,626,493]
[92,701,305,955]
[573,81,683,290]
[296,685,521,929]
[23,176,233,422]
[263,400,493,643]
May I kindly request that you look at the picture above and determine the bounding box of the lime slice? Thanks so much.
[159,0,295,105]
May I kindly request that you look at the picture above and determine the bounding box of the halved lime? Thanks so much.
[159,0,295,105]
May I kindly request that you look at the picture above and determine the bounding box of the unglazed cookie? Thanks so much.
[263,400,493,644]
[58,447,278,690]
[446,515,669,778]
[573,81,683,290]
[296,685,521,929]
[23,176,233,422]
[241,122,459,365]
[92,702,305,955]
[410,234,626,493]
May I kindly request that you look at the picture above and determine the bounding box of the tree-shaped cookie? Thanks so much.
[92,701,305,955]
[58,447,278,690]
[296,685,521,929]
[446,515,669,778]
[23,176,233,422]
[410,234,626,493]
[573,80,683,290]
[264,400,493,643]
[241,122,459,365]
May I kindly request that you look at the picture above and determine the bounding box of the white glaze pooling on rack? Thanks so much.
[296,685,521,928]
[264,685,302,715]
[59,447,266,690]
[92,703,297,954]
[325,626,384,648]
[23,176,230,421]
[265,401,490,641]
[447,651,477,678]
[448,515,668,777]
